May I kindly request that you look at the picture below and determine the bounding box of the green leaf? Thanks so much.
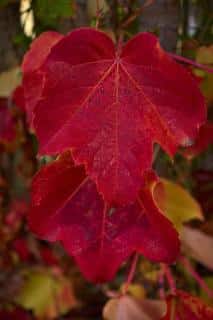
[35,0,73,26]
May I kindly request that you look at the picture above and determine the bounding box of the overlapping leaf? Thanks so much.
[103,296,166,320]
[22,31,63,126]
[162,290,213,320]
[22,28,206,205]
[182,122,213,159]
[153,178,203,230]
[29,151,179,282]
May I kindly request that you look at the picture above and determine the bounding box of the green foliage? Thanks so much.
[34,0,73,27]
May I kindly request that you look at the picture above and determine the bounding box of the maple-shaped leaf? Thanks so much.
[23,28,206,205]
[29,151,179,282]
[182,122,213,159]
[162,290,213,320]
[22,31,63,126]
[0,98,16,142]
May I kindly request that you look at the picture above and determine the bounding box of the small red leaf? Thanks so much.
[29,151,179,282]
[23,28,205,205]
[13,237,31,262]
[162,290,213,320]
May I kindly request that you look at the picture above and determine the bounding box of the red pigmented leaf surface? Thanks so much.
[22,31,63,126]
[162,290,213,320]
[23,28,206,205]
[29,151,179,283]
[0,307,33,320]
[12,237,31,262]
[182,122,213,159]
[0,98,16,143]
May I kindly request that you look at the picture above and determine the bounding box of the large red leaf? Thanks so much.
[22,31,63,126]
[162,290,213,320]
[29,151,179,282]
[23,28,206,205]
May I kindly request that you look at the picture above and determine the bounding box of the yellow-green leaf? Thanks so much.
[16,269,77,319]
[153,178,203,231]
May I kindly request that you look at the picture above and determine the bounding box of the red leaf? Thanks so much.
[23,28,206,205]
[182,122,213,159]
[22,31,63,126]
[13,237,31,262]
[29,151,179,282]
[162,290,213,320]
[0,307,33,320]
[0,98,16,142]
[40,247,59,266]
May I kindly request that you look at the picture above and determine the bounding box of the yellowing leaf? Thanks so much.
[201,73,213,103]
[196,45,213,65]
[121,284,146,299]
[195,45,213,103]
[16,269,77,319]
[103,296,166,320]
[153,178,203,231]
[181,226,213,270]
[0,67,21,97]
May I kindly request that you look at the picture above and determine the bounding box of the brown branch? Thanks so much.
[121,0,155,29]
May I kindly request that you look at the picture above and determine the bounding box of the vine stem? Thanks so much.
[161,264,176,295]
[180,256,213,299]
[169,52,213,74]
[122,252,139,295]
[158,269,165,299]
[121,0,155,29]
[95,0,101,29]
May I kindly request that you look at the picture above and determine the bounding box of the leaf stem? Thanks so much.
[169,52,213,73]
[161,264,176,295]
[180,256,213,299]
[158,269,166,299]
[122,252,139,295]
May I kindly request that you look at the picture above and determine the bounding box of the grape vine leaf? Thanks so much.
[162,290,213,320]
[22,28,206,205]
[29,151,179,283]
